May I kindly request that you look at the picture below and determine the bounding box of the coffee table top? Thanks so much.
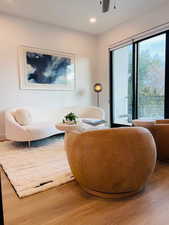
[56,120,107,133]
[56,123,81,132]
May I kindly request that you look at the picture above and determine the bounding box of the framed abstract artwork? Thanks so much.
[19,46,76,91]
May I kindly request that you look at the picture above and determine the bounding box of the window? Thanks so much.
[110,31,169,127]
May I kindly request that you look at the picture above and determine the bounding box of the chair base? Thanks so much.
[81,186,144,199]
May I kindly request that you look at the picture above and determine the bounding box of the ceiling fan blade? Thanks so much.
[102,0,110,13]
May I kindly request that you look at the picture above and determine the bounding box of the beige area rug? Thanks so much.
[0,136,74,198]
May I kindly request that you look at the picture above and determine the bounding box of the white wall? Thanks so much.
[96,2,169,122]
[1,3,169,139]
[0,13,97,139]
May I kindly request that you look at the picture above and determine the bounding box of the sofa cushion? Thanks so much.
[14,108,32,126]
[24,121,61,140]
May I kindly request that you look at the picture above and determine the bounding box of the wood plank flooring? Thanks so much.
[1,162,169,225]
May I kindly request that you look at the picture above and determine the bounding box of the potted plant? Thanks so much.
[63,112,78,125]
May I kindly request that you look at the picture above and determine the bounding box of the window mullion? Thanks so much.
[165,31,169,118]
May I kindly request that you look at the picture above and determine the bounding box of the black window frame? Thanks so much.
[109,30,169,127]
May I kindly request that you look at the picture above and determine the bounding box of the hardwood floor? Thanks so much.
[1,162,169,225]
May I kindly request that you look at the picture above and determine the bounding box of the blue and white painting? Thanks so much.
[20,47,75,90]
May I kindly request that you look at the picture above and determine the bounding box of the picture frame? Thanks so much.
[19,46,76,91]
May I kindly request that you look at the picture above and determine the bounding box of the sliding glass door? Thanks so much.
[110,31,168,127]
[112,45,133,125]
[138,34,166,119]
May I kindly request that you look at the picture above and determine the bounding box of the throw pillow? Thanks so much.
[14,108,32,126]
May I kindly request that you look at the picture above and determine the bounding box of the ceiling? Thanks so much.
[0,0,168,35]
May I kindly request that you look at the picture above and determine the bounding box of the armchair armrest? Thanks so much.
[5,111,30,142]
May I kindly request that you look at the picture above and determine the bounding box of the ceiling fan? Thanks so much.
[100,0,118,13]
[101,0,110,13]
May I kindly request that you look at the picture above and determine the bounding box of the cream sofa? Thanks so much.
[5,106,105,143]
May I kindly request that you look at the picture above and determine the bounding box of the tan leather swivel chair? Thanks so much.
[133,119,169,161]
[132,120,156,136]
[65,127,156,198]
[154,120,169,161]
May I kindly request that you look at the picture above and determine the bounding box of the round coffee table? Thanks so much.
[56,123,80,132]
[56,121,107,142]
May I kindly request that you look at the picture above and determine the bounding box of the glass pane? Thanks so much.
[113,45,133,125]
[138,34,166,119]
